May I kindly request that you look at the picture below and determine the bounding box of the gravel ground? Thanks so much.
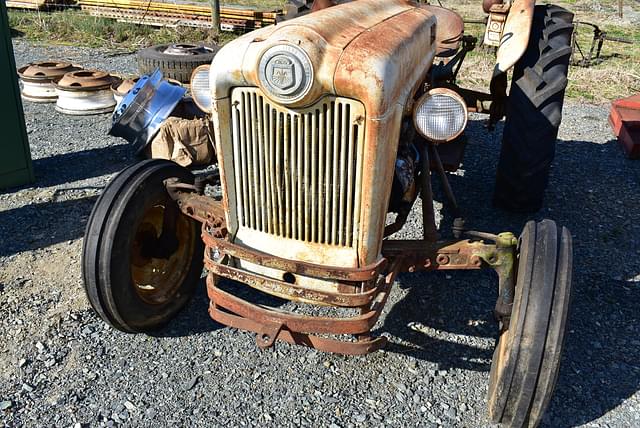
[1,39,639,428]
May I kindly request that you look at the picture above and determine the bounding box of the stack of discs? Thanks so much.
[54,70,118,115]
[17,61,79,103]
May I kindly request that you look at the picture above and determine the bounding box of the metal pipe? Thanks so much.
[419,143,439,241]
[429,143,460,218]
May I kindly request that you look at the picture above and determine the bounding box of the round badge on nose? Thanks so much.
[258,44,313,103]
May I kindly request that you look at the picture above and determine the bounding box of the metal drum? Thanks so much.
[17,61,79,103]
[55,70,117,115]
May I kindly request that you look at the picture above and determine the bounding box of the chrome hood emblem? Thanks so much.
[258,44,313,103]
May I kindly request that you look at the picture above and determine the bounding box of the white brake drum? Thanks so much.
[55,70,117,115]
[17,61,79,103]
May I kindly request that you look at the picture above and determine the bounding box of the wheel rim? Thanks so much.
[163,44,214,56]
[130,203,196,305]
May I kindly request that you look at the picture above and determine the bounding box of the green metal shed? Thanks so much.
[0,1,34,190]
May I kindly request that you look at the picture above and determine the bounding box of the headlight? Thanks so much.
[413,88,467,143]
[190,64,212,113]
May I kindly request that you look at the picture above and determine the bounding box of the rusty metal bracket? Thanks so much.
[255,321,284,349]
[165,181,226,227]
[205,258,382,307]
[384,234,517,330]
[205,259,403,355]
[209,303,388,355]
[384,239,484,272]
[206,275,389,335]
[202,232,386,282]
[465,231,518,329]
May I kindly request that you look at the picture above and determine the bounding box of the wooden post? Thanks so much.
[210,0,220,42]
[618,0,623,18]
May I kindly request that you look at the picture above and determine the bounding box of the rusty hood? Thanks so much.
[210,0,438,118]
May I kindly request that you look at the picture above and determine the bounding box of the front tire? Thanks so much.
[82,160,204,332]
[487,220,573,427]
[493,5,574,213]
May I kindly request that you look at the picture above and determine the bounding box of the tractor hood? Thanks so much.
[210,0,439,118]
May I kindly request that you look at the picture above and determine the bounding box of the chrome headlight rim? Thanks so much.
[190,64,212,114]
[413,87,468,144]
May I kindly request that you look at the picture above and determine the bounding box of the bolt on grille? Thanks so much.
[230,88,366,247]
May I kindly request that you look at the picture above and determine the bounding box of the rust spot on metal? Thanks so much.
[436,254,450,265]
[55,69,115,90]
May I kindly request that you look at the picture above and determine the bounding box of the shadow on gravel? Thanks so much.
[153,277,223,337]
[0,195,97,257]
[381,117,640,426]
[383,273,498,372]
[0,143,135,257]
[31,144,133,188]
[152,278,289,337]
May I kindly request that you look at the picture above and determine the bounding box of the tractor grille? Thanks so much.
[230,88,366,247]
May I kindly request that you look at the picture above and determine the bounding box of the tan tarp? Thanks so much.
[148,117,215,166]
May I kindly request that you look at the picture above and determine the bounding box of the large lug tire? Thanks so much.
[82,159,204,332]
[137,43,218,83]
[488,219,573,427]
[493,5,574,213]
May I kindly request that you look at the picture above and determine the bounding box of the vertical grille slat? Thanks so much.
[230,88,365,248]
[297,115,304,241]
[303,114,311,242]
[330,102,339,245]
[242,92,255,229]
[338,104,349,246]
[345,118,356,247]
[317,105,326,243]
[323,102,331,245]
[275,112,284,236]
[249,93,261,232]
[310,110,318,243]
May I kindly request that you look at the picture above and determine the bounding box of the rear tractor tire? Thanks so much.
[493,5,574,213]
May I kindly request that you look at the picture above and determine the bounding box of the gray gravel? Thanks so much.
[1,39,640,427]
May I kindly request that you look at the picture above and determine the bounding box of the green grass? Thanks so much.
[566,21,640,102]
[8,9,234,49]
[451,0,640,103]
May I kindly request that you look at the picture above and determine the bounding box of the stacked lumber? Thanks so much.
[6,0,52,10]
[78,0,282,31]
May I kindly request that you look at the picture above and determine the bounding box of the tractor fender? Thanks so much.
[420,5,464,58]
[495,0,536,73]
